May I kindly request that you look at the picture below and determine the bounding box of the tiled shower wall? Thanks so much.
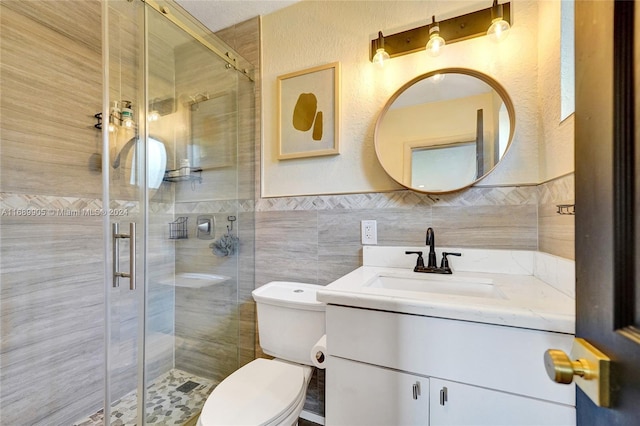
[167,18,258,384]
[0,2,106,424]
[0,1,175,423]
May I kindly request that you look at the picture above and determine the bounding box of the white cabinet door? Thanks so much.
[429,378,575,426]
[326,357,429,426]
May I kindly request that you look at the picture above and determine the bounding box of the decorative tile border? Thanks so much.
[538,173,575,204]
[175,199,255,214]
[254,185,538,212]
[3,178,565,217]
[0,193,174,215]
[0,193,104,212]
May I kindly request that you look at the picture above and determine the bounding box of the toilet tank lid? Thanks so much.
[252,281,325,311]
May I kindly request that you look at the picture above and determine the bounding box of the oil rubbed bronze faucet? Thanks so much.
[425,227,437,268]
[405,228,461,274]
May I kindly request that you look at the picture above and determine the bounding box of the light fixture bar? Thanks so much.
[370,2,511,61]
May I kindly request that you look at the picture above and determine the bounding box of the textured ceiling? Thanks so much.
[176,0,301,32]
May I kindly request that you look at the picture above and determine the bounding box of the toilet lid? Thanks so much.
[199,358,306,426]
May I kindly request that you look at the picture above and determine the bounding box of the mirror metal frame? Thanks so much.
[374,67,516,194]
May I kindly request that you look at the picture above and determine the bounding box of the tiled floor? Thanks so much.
[73,369,215,426]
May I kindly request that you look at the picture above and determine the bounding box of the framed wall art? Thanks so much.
[277,62,340,160]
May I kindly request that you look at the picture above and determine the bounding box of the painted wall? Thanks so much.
[261,0,553,197]
[538,0,575,181]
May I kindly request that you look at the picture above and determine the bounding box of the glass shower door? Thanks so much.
[143,2,246,422]
[104,0,253,424]
[104,0,147,423]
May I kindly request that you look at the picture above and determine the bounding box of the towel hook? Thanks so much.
[227,215,236,233]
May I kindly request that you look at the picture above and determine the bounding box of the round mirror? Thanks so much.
[374,68,515,193]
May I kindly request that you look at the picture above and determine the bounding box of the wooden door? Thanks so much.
[575,0,640,423]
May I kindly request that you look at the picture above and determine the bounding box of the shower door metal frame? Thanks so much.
[145,0,254,82]
[102,0,149,422]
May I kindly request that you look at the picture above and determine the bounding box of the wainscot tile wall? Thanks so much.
[253,175,575,290]
[538,173,575,260]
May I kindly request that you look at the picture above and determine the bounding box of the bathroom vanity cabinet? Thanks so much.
[325,305,576,426]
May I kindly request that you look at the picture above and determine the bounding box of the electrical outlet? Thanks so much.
[361,220,377,245]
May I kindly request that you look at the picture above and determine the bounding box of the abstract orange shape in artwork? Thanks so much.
[292,93,318,131]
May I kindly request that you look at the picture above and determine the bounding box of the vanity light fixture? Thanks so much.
[372,31,391,67]
[425,16,445,57]
[369,1,511,63]
[487,0,511,42]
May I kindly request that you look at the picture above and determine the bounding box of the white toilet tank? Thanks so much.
[252,281,326,366]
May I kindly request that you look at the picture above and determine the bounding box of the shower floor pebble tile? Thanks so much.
[74,369,215,426]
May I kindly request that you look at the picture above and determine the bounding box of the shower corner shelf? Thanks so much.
[163,167,203,184]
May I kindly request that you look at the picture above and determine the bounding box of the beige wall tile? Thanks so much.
[538,174,575,259]
[432,205,538,249]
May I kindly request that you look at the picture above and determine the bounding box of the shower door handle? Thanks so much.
[113,222,136,290]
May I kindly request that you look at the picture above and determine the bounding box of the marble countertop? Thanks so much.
[316,247,576,334]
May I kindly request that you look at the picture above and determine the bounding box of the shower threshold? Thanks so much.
[74,369,215,426]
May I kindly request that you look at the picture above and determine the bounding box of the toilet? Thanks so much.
[197,281,326,426]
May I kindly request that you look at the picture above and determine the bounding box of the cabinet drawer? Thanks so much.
[326,304,574,405]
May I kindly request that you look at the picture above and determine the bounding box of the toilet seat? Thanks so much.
[198,358,311,426]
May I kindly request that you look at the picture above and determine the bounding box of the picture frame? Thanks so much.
[277,62,340,160]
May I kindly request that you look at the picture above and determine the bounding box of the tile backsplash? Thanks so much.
[254,178,575,289]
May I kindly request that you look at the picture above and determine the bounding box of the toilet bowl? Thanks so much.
[197,282,326,426]
[197,359,312,426]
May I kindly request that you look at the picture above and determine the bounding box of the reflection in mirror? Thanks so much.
[375,68,515,193]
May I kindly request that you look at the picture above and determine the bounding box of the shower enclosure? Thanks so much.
[0,0,255,424]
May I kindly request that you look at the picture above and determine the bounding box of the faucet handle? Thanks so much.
[405,251,425,269]
[440,252,461,270]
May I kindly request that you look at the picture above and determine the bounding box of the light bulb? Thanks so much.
[148,110,160,122]
[426,31,445,57]
[372,31,390,67]
[487,1,510,43]
[487,17,510,42]
[373,48,390,67]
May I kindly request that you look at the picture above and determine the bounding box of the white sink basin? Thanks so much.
[364,273,505,299]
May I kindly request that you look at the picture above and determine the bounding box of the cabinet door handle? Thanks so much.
[412,381,421,400]
[440,386,448,406]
